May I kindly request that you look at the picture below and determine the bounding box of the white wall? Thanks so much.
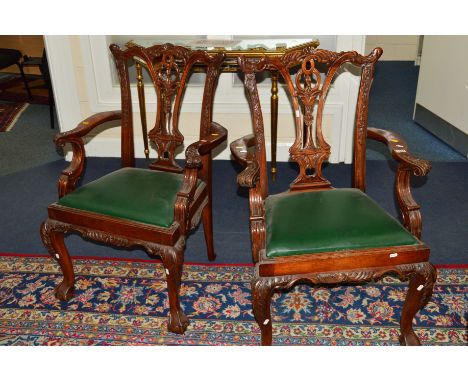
[415,36,468,134]
[46,35,367,164]
[365,35,419,61]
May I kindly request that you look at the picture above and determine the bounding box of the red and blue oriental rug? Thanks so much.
[0,254,466,345]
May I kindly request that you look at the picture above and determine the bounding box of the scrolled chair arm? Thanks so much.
[229,133,260,188]
[184,122,228,169]
[54,111,122,198]
[367,127,431,239]
[55,111,123,145]
[367,127,431,176]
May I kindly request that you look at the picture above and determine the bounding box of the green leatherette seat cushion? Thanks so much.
[58,168,203,228]
[265,188,418,258]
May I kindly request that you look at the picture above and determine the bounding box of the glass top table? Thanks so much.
[128,37,318,51]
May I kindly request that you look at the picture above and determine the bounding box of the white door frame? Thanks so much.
[44,36,82,133]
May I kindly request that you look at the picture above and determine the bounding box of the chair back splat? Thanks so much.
[239,47,382,192]
[110,44,224,173]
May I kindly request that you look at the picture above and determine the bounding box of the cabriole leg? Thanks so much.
[252,278,275,346]
[399,262,437,345]
[159,243,189,334]
[40,219,75,301]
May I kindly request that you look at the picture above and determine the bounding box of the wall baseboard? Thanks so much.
[414,103,468,157]
[64,135,349,163]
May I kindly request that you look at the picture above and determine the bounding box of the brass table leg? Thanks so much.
[136,62,150,160]
[270,70,279,181]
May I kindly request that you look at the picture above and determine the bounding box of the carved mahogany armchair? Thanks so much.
[230,47,436,345]
[41,43,227,334]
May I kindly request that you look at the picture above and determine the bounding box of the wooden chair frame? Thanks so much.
[41,44,227,334]
[230,47,436,345]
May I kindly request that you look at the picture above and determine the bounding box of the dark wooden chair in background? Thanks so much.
[0,48,32,99]
[231,47,436,345]
[41,43,227,334]
[22,49,55,129]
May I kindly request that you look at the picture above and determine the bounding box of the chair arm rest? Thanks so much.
[229,134,260,188]
[54,111,122,146]
[367,127,431,176]
[367,127,431,239]
[54,111,122,197]
[184,122,228,168]
[229,133,255,167]
[200,122,228,154]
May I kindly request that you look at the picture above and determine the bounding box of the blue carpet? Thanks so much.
[0,104,60,176]
[367,61,466,161]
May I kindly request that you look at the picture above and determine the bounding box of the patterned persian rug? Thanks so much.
[0,254,466,346]
[0,101,28,132]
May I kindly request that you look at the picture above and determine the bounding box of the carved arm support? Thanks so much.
[174,122,227,233]
[230,133,265,262]
[367,127,431,238]
[54,111,122,198]
[174,167,199,235]
[248,184,266,263]
[229,134,259,188]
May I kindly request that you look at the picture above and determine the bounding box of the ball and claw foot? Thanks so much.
[167,310,190,334]
[398,332,421,346]
[54,282,75,302]
[208,252,217,262]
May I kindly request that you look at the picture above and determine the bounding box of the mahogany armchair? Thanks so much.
[41,43,227,334]
[230,47,436,345]
[0,48,32,99]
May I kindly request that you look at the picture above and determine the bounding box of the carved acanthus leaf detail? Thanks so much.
[255,262,436,293]
[238,162,260,188]
[41,218,186,257]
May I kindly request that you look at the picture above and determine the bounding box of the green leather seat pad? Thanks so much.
[265,188,418,258]
[58,168,202,228]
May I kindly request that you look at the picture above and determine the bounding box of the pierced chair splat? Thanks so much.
[230,47,436,346]
[40,43,227,334]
